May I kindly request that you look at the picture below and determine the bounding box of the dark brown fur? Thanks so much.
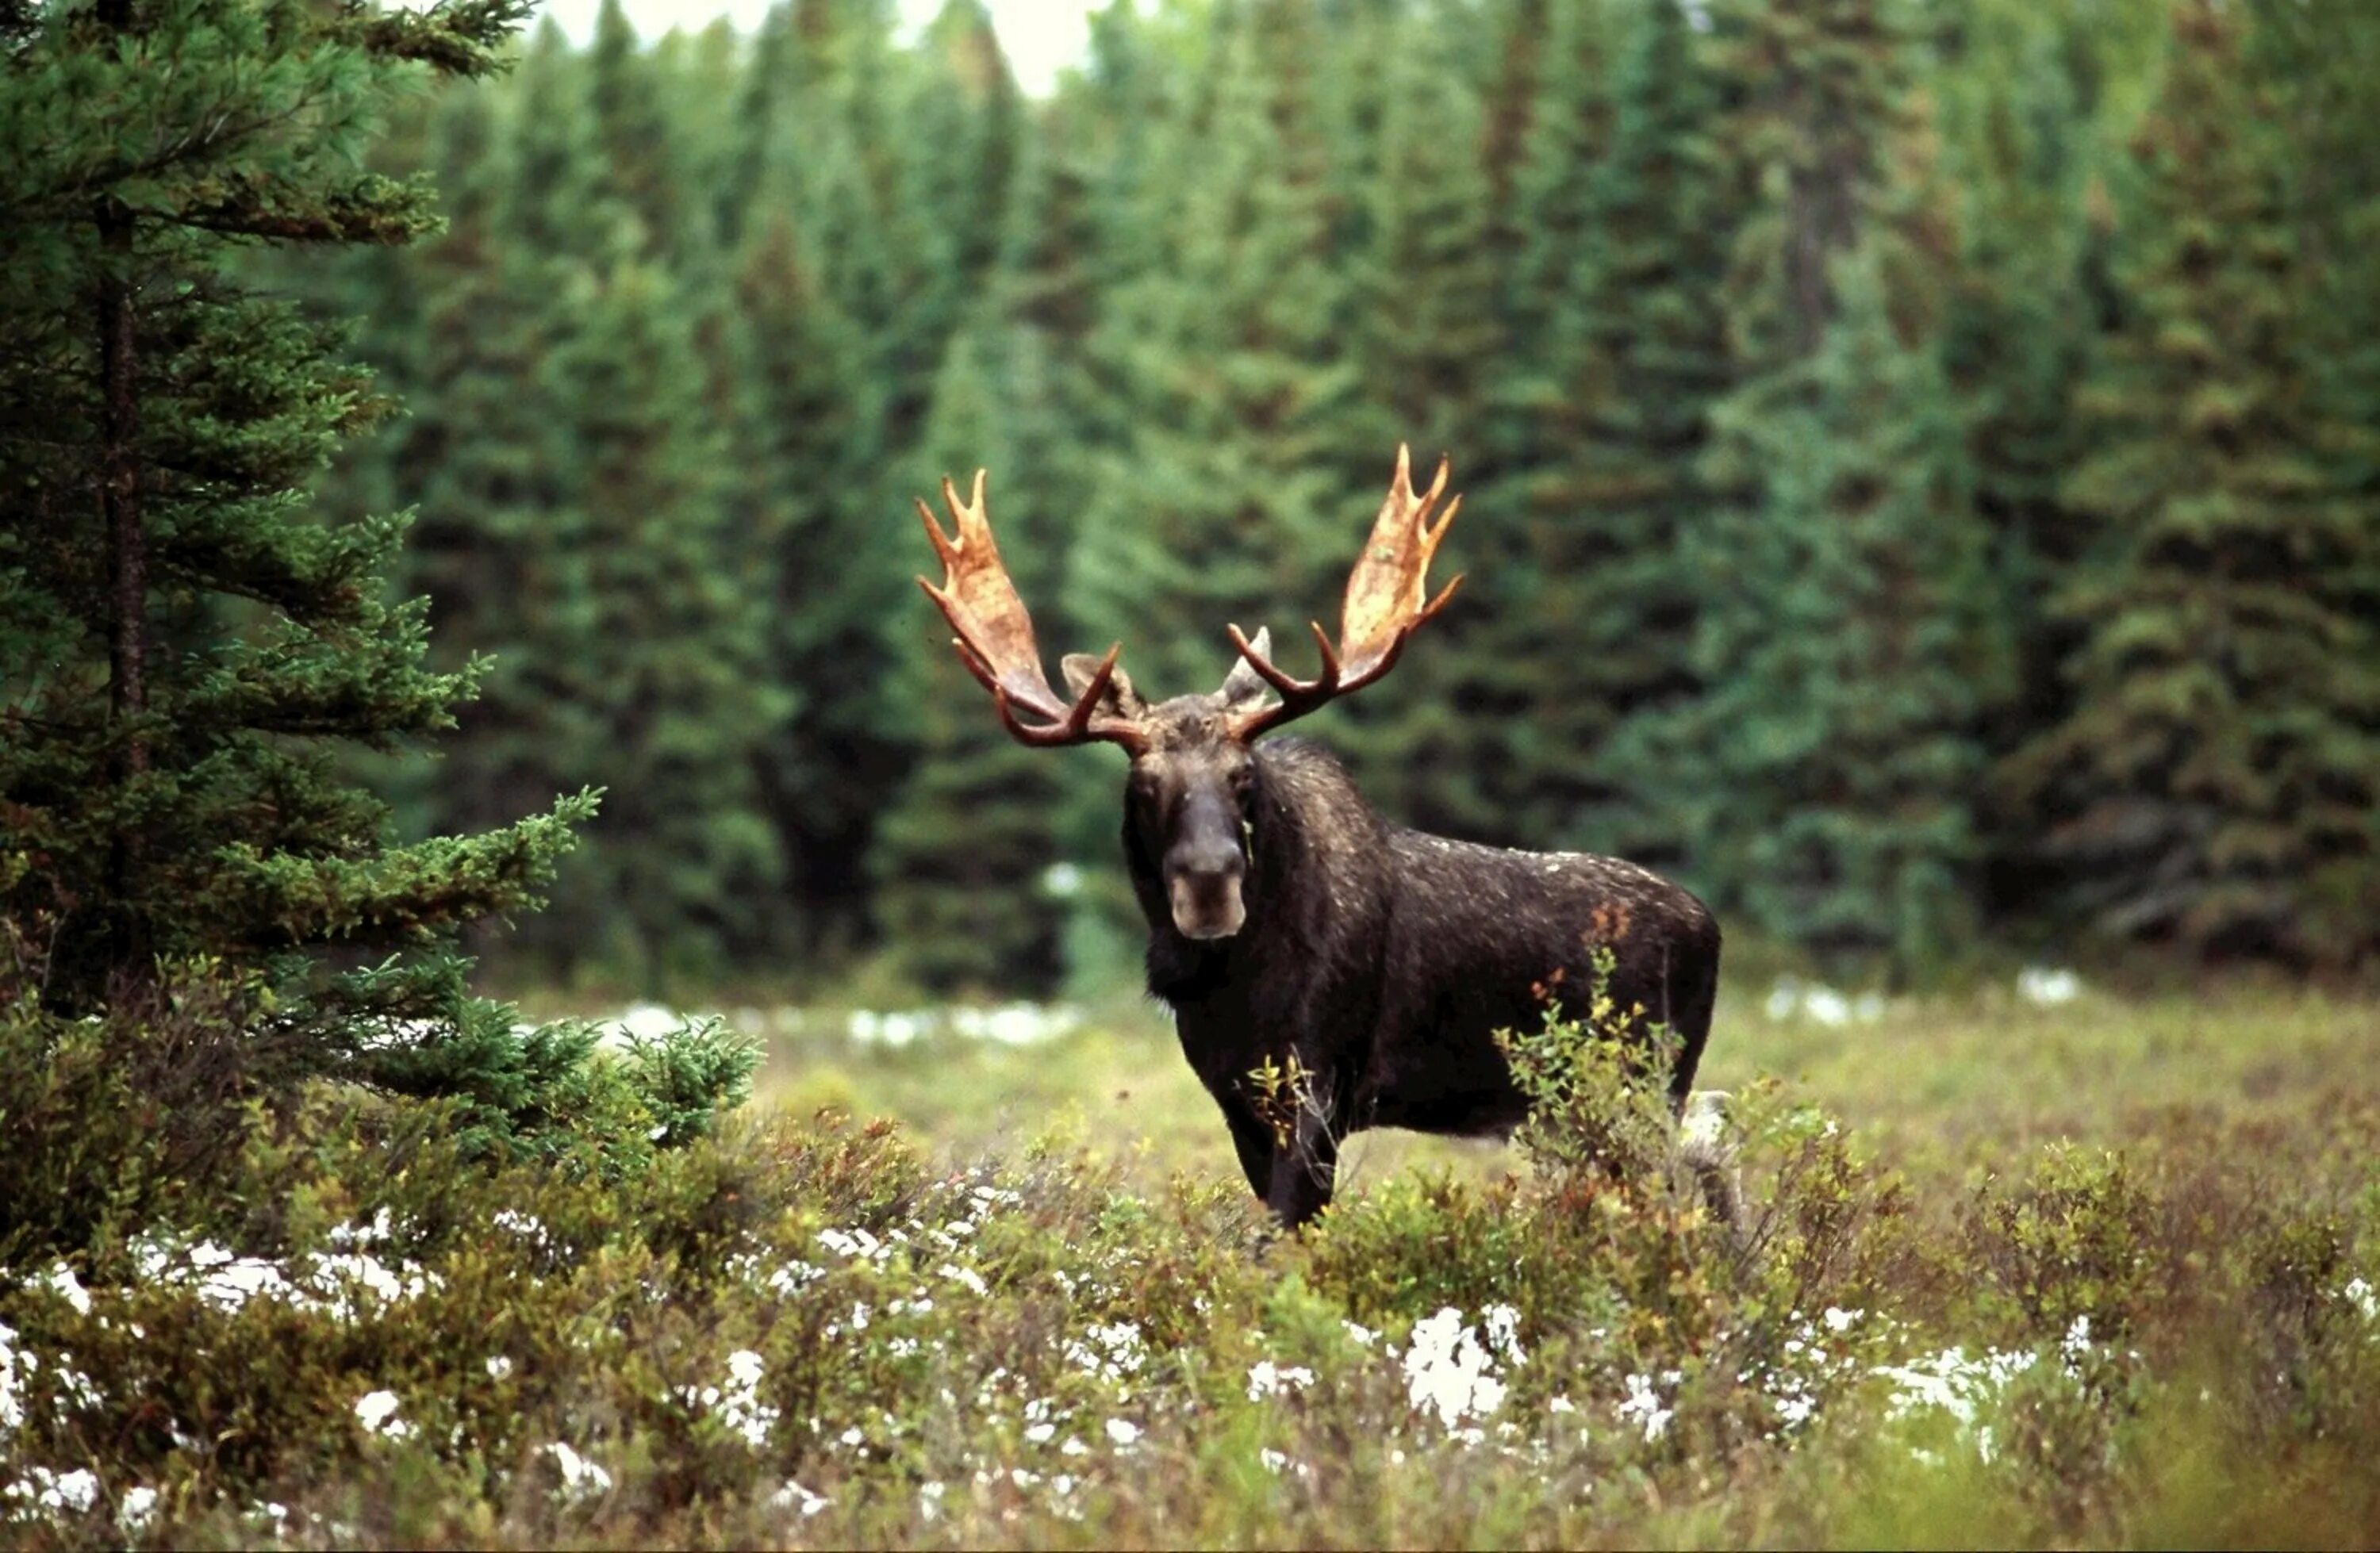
[1122,726,1721,1227]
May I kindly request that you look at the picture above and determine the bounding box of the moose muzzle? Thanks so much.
[1168,861,1246,940]
[1165,795,1248,939]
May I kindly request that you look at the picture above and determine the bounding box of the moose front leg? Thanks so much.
[1265,1102,1339,1228]
[1221,1104,1276,1201]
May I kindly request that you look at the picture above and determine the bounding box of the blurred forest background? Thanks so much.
[245,0,2380,994]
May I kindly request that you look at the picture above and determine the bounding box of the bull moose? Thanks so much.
[916,447,1722,1227]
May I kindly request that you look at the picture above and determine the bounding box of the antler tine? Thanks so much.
[1228,444,1464,738]
[1226,619,1340,702]
[990,641,1123,747]
[914,470,1145,753]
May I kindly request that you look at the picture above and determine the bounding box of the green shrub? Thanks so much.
[1496,947,1684,1190]
[1967,1143,2155,1340]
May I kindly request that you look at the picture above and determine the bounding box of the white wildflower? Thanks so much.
[1804,987,1851,1026]
[816,1226,885,1263]
[2017,967,2082,1007]
[770,1480,830,1517]
[599,1003,691,1046]
[117,1485,159,1534]
[714,1349,779,1448]
[1104,1418,1142,1448]
[1617,1372,1673,1442]
[490,1210,550,1246]
[1481,1303,1526,1365]
[4,1466,101,1517]
[33,1265,92,1317]
[1246,1359,1316,1400]
[327,1209,394,1248]
[1402,1307,1508,1429]
[194,1254,293,1313]
[0,1322,23,1438]
[767,1261,825,1294]
[1065,1321,1147,1380]
[544,1442,612,1502]
[354,1390,413,1440]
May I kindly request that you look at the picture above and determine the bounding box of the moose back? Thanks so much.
[916,447,1721,1226]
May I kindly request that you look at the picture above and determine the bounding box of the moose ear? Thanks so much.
[1061,652,1147,723]
[1216,626,1284,718]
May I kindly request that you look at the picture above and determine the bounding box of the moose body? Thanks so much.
[916,447,1722,1227]
[1132,735,1718,1226]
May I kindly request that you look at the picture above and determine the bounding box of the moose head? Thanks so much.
[915,447,1465,943]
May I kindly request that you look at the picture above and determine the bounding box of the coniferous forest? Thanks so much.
[308,0,2380,995]
[12,0,2379,1003]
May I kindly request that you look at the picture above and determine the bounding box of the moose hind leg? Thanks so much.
[1664,934,1722,1112]
[1678,1089,1744,1240]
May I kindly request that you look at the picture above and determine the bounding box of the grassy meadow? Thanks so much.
[6,966,2380,1547]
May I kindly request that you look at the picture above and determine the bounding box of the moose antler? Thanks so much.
[916,470,1145,752]
[1225,444,1464,738]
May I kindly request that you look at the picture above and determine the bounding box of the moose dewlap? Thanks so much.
[916,446,1722,1227]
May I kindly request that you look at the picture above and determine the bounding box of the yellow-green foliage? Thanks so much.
[4,983,2380,1547]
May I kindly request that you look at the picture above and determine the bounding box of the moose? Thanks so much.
[916,447,1722,1227]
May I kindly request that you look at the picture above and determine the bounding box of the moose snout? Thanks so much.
[1166,849,1246,941]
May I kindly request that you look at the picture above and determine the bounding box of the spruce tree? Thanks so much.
[1321,0,1511,843]
[721,48,905,964]
[532,255,787,983]
[1489,0,1740,857]
[2003,0,2380,964]
[870,320,1070,994]
[1066,2,1358,705]
[588,0,684,259]
[1614,0,2013,973]
[0,0,612,1110]
[1633,250,2010,969]
[1050,2,1361,984]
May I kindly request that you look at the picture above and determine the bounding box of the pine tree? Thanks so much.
[1066,2,1358,704]
[588,0,685,259]
[1045,2,1363,983]
[1636,250,2010,969]
[300,17,786,987]
[1319,0,1513,842]
[2003,0,2380,964]
[0,0,599,1087]
[532,256,786,983]
[1484,0,1741,855]
[333,82,569,863]
[720,33,907,964]
[870,320,1071,994]
[1613,0,2013,973]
